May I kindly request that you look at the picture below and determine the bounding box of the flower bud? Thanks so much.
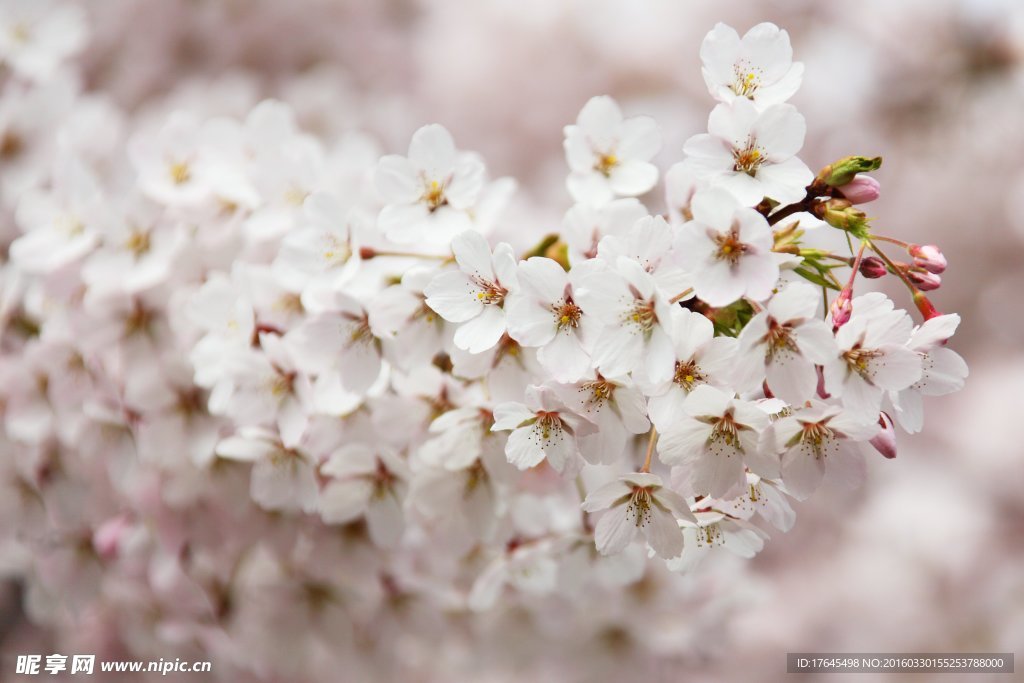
[908,243,946,274]
[858,256,887,278]
[813,198,870,236]
[869,412,897,459]
[830,288,852,330]
[816,155,882,187]
[906,267,941,291]
[837,175,880,204]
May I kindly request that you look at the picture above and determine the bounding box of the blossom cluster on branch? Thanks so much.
[0,4,969,679]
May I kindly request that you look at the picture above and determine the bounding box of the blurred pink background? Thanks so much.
[3,0,1023,680]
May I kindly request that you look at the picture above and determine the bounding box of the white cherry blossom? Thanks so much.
[700,22,804,108]
[888,313,968,433]
[675,188,778,306]
[682,97,812,206]
[491,385,596,474]
[581,472,696,559]
[319,444,409,548]
[563,96,660,206]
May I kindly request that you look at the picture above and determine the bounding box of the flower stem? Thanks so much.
[640,427,658,473]
[670,287,694,304]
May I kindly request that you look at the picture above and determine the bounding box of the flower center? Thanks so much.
[423,179,447,211]
[714,230,747,265]
[628,487,654,528]
[732,139,764,176]
[842,345,882,381]
[708,412,744,452]
[169,161,191,185]
[673,359,706,391]
[695,523,724,548]
[534,412,565,443]
[799,421,837,459]
[579,379,615,413]
[474,278,508,306]
[594,152,619,177]
[763,319,799,361]
[552,298,583,331]
[345,314,375,347]
[730,63,762,98]
[125,229,151,257]
[625,300,657,334]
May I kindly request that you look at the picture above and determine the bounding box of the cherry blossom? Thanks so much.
[681,97,812,206]
[491,385,597,474]
[375,124,486,245]
[563,96,660,206]
[581,472,696,559]
[700,22,803,108]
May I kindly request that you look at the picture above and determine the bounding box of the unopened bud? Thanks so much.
[869,412,897,459]
[858,256,887,278]
[830,289,853,330]
[817,156,883,187]
[836,175,880,204]
[908,244,946,274]
[813,198,870,236]
[906,267,941,291]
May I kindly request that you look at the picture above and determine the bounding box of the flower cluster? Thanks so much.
[0,7,969,680]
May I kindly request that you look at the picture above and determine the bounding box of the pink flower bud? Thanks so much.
[869,412,897,459]
[93,514,133,560]
[837,175,880,204]
[830,289,852,330]
[858,256,887,278]
[906,267,941,291]
[908,244,946,274]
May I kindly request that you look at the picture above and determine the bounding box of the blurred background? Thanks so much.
[2,0,1023,680]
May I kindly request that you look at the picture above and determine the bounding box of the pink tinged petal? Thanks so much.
[780,441,826,500]
[366,493,405,547]
[578,415,627,465]
[491,402,535,431]
[752,104,805,159]
[841,373,884,419]
[655,488,698,524]
[425,270,483,323]
[277,397,308,448]
[689,186,741,228]
[374,155,421,204]
[755,63,804,105]
[918,347,968,396]
[453,304,506,353]
[617,117,661,161]
[909,313,961,349]
[734,252,779,302]
[891,389,924,433]
[581,479,633,512]
[608,161,658,196]
[594,504,638,555]
[766,353,818,406]
[692,440,746,498]
[251,457,318,513]
[591,326,643,378]
[794,319,838,364]
[699,336,740,381]
[216,436,276,462]
[670,307,715,359]
[683,384,732,417]
[869,344,923,391]
[648,389,687,433]
[644,504,685,559]
[445,159,486,209]
[320,479,374,524]
[868,413,897,459]
[408,124,457,175]
[657,418,711,466]
[826,441,867,490]
[614,385,651,434]
[338,341,382,394]
[504,426,546,470]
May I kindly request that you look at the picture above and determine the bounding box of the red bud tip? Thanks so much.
[912,291,942,320]
[858,256,887,279]
[908,244,946,274]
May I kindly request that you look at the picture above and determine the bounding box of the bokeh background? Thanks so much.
[2,0,1023,680]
